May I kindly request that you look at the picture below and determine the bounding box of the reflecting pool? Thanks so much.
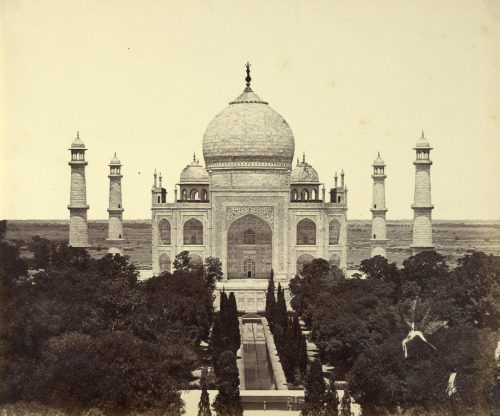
[242,320,275,390]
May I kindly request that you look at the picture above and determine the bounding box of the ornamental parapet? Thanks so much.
[323,202,348,208]
[290,199,323,203]
[152,202,210,209]
[175,199,210,203]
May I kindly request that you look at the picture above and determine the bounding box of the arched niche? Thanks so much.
[329,218,341,245]
[158,218,171,245]
[329,253,341,268]
[189,252,203,266]
[159,253,171,273]
[190,189,199,200]
[297,218,316,245]
[184,218,203,245]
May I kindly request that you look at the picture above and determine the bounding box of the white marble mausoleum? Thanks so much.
[150,65,348,311]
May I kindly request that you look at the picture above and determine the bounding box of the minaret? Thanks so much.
[411,132,434,253]
[68,132,90,247]
[370,152,388,257]
[107,153,124,255]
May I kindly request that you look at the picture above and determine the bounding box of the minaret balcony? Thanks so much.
[107,208,124,213]
[68,204,90,210]
[413,160,433,165]
[68,160,88,166]
[370,208,388,213]
[411,204,434,210]
[108,174,123,179]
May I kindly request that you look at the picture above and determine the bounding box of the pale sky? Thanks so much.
[1,0,499,220]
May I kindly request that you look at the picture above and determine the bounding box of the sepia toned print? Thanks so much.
[1,1,499,415]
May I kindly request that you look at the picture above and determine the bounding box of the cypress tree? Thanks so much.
[298,333,309,377]
[219,289,229,330]
[213,351,243,416]
[265,269,277,332]
[301,358,326,416]
[339,390,351,416]
[273,284,284,354]
[198,367,212,416]
[323,379,339,416]
[219,290,229,350]
[289,317,298,375]
[292,315,301,348]
[282,321,297,382]
[276,283,288,331]
[227,292,241,354]
[209,317,224,377]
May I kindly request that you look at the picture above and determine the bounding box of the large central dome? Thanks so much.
[202,85,295,170]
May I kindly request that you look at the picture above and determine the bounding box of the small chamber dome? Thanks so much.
[290,155,319,183]
[180,156,209,183]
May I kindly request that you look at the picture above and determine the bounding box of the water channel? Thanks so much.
[241,317,276,390]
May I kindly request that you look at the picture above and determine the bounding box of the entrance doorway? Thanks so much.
[244,258,256,278]
[227,214,272,279]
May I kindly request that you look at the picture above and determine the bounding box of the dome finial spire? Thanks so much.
[77,131,79,139]
[302,152,305,163]
[422,130,425,138]
[245,62,251,88]
[193,151,196,162]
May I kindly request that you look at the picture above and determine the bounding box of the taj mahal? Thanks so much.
[67,63,435,312]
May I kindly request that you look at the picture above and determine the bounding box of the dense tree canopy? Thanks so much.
[289,258,344,324]
[289,250,500,415]
[0,242,218,415]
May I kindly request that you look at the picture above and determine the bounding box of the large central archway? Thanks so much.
[227,214,272,279]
